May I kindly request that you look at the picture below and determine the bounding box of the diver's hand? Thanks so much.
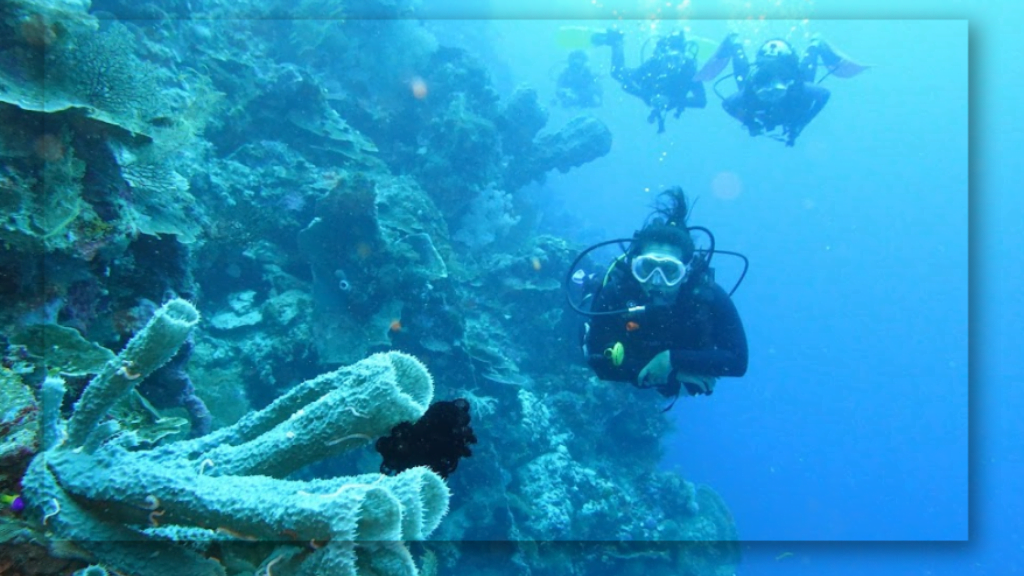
[638,351,673,388]
[676,372,717,396]
[784,125,802,147]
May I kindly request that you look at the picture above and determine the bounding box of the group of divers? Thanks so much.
[556,30,868,408]
[553,27,869,144]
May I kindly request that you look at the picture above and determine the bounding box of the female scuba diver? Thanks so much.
[567,187,749,410]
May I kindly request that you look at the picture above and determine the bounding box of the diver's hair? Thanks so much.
[631,187,696,261]
[645,186,690,227]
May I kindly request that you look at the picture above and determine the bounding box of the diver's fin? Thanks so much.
[689,35,722,61]
[556,26,600,50]
[826,57,872,78]
[692,35,736,82]
[693,54,730,82]
[815,39,872,78]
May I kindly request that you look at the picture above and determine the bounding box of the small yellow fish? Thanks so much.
[775,552,794,561]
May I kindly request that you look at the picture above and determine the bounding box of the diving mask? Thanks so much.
[631,253,688,287]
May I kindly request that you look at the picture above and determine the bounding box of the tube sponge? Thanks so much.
[39,375,68,451]
[44,449,410,542]
[66,298,200,448]
[201,351,434,477]
[19,293,449,576]
[306,468,450,540]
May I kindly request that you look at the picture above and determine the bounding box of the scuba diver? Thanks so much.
[591,28,707,134]
[694,34,868,146]
[567,188,749,410]
[555,49,603,109]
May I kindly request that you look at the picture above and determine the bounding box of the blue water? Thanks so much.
[650,19,969,542]
[423,0,1020,573]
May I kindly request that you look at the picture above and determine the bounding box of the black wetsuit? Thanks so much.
[723,80,830,144]
[556,64,603,108]
[609,43,706,133]
[584,266,748,387]
[722,42,830,145]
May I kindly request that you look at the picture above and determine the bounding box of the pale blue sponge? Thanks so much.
[21,298,449,576]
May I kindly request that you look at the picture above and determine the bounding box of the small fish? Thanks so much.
[775,552,794,561]
[625,321,640,332]
[1,494,23,513]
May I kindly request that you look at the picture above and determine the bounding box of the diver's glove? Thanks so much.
[655,378,681,398]
[784,125,800,147]
[638,352,718,397]
[674,372,717,396]
[638,350,673,389]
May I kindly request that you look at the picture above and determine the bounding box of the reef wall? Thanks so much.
[0,1,740,575]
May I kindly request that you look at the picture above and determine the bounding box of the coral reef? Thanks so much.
[504,114,614,191]
[0,366,38,495]
[297,173,451,365]
[0,3,741,575]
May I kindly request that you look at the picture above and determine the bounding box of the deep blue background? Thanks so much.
[423,0,1021,572]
